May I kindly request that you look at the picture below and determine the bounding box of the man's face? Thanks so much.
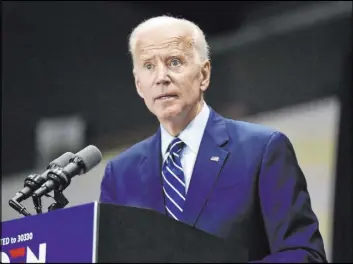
[133,25,210,121]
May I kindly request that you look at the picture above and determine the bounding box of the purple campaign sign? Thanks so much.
[1,202,97,263]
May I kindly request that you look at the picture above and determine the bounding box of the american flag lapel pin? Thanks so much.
[210,156,220,162]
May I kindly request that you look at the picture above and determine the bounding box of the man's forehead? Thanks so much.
[138,23,193,40]
[133,24,198,62]
[137,25,194,47]
[135,35,194,59]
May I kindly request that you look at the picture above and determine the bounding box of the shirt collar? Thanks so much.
[161,101,210,156]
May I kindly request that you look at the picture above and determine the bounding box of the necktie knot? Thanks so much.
[168,138,185,155]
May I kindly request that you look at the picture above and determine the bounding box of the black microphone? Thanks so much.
[32,145,102,199]
[11,152,75,203]
[9,152,75,216]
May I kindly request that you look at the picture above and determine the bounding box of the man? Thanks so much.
[100,15,327,262]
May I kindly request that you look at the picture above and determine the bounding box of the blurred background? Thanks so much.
[2,1,352,262]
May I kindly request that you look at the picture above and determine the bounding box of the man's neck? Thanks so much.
[160,101,204,137]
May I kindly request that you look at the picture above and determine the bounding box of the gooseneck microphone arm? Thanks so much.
[9,196,31,216]
[32,145,101,213]
[9,145,102,217]
[8,152,75,217]
[32,145,102,200]
[32,163,74,213]
[32,156,82,199]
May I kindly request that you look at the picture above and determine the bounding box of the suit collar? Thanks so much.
[180,107,230,226]
[142,106,229,157]
[205,106,229,147]
[160,101,211,156]
[140,107,230,223]
[139,129,166,215]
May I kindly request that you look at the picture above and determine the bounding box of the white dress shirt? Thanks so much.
[160,102,210,194]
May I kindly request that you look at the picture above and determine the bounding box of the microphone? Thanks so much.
[9,152,75,216]
[32,145,102,199]
[11,152,75,203]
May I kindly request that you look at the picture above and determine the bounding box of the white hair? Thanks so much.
[128,15,210,64]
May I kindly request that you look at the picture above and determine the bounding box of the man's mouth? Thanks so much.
[155,94,178,100]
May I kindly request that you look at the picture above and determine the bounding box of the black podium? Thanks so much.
[1,202,247,262]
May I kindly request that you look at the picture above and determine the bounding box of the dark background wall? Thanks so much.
[1,1,241,174]
[209,16,351,114]
[1,1,351,176]
[2,1,352,262]
[332,46,352,263]
[2,1,154,174]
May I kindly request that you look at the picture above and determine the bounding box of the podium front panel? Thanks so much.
[1,202,97,263]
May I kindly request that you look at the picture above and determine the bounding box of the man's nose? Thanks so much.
[155,65,171,86]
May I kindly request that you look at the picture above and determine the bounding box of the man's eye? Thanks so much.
[170,58,182,67]
[144,63,154,70]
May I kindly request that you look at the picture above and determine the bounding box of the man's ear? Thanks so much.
[133,69,144,99]
[200,60,211,92]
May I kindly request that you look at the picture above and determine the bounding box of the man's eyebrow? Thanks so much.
[140,55,155,61]
[139,53,187,62]
[167,51,189,58]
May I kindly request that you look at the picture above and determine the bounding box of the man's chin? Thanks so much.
[157,107,182,120]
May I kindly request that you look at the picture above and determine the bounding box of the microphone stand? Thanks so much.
[33,166,71,213]
[32,195,43,214]
[32,190,69,213]
[9,167,71,216]
[48,190,69,211]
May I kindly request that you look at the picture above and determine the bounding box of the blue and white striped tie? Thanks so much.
[162,137,186,221]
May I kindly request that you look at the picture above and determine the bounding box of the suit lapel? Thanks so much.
[140,129,166,215]
[181,109,230,226]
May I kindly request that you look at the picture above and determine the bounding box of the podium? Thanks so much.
[1,202,247,262]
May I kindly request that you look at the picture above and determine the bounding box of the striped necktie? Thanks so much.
[162,137,186,221]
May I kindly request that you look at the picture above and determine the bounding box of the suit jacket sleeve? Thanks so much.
[253,131,327,263]
[99,160,117,204]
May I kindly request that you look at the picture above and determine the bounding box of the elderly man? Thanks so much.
[100,15,327,262]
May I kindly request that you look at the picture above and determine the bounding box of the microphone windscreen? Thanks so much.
[49,152,75,167]
[75,145,102,172]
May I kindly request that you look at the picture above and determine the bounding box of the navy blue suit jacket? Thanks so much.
[100,108,327,262]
